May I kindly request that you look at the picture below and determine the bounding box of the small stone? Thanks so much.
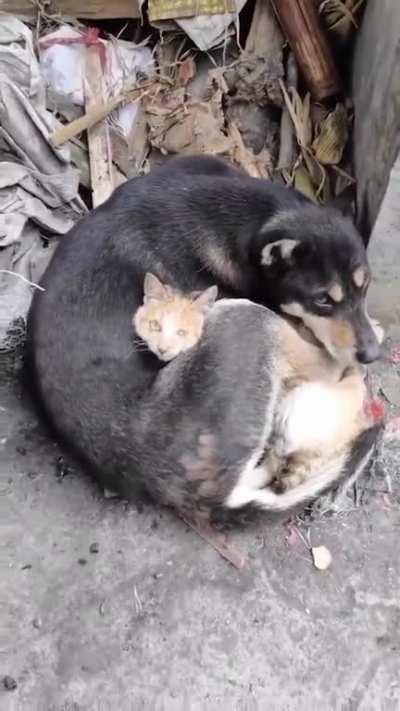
[27,471,39,480]
[56,456,70,481]
[89,543,99,554]
[312,545,332,570]
[78,558,87,566]
[21,564,32,571]
[3,675,17,690]
[32,617,42,629]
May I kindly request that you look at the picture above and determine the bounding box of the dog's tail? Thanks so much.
[248,424,382,513]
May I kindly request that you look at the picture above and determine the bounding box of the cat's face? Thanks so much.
[134,297,206,361]
[133,274,218,362]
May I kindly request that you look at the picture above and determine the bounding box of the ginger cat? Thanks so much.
[133,273,218,362]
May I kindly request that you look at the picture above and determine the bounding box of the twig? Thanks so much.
[0,270,45,291]
[49,79,162,147]
[133,586,143,614]
[278,52,298,171]
[180,514,247,570]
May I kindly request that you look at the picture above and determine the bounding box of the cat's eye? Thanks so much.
[177,329,187,337]
[149,320,161,332]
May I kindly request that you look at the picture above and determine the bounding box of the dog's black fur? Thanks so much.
[27,155,380,512]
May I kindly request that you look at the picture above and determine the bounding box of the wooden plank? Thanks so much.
[148,0,235,22]
[271,0,341,100]
[0,0,140,20]
[84,46,114,208]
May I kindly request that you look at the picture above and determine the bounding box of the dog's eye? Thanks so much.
[177,329,187,337]
[149,320,161,332]
[314,294,332,308]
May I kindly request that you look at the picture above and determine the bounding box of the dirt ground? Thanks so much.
[2,249,400,709]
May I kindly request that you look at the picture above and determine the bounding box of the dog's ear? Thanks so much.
[261,239,300,267]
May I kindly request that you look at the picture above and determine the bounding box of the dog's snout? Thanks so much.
[356,339,381,364]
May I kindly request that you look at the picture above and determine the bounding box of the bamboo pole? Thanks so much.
[272,0,341,100]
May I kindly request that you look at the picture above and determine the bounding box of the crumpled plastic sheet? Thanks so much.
[39,26,154,138]
[0,15,45,109]
[0,17,85,352]
[149,0,246,51]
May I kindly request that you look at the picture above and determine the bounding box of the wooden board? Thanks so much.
[148,0,235,22]
[84,46,114,207]
[0,1,140,20]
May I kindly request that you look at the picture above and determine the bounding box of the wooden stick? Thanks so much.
[50,94,125,148]
[49,81,155,148]
[84,46,113,208]
[0,0,140,20]
[278,52,298,171]
[271,0,341,100]
[180,514,248,570]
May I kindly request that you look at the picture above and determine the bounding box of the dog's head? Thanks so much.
[257,205,380,366]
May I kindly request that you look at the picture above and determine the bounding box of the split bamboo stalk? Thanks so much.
[271,0,341,100]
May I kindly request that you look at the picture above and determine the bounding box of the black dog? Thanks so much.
[27,156,381,515]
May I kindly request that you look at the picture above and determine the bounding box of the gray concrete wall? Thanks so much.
[368,151,400,327]
[352,0,400,238]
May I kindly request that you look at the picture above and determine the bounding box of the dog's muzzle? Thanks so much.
[353,309,382,364]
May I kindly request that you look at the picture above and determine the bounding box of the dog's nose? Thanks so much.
[356,341,381,364]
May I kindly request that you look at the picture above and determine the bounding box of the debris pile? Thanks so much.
[0,0,366,351]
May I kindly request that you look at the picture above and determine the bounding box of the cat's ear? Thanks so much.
[193,285,218,312]
[143,273,168,302]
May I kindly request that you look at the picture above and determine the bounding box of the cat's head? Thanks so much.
[133,273,218,362]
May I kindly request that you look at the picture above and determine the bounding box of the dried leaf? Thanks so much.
[302,150,327,198]
[312,104,348,165]
[227,122,272,178]
[312,545,332,570]
[280,81,312,150]
[294,165,317,202]
[147,97,233,156]
[319,0,366,39]
[177,56,196,87]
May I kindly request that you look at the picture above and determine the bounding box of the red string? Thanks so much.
[39,28,107,70]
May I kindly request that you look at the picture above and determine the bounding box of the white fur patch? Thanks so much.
[281,302,304,318]
[274,382,348,456]
[225,452,347,512]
